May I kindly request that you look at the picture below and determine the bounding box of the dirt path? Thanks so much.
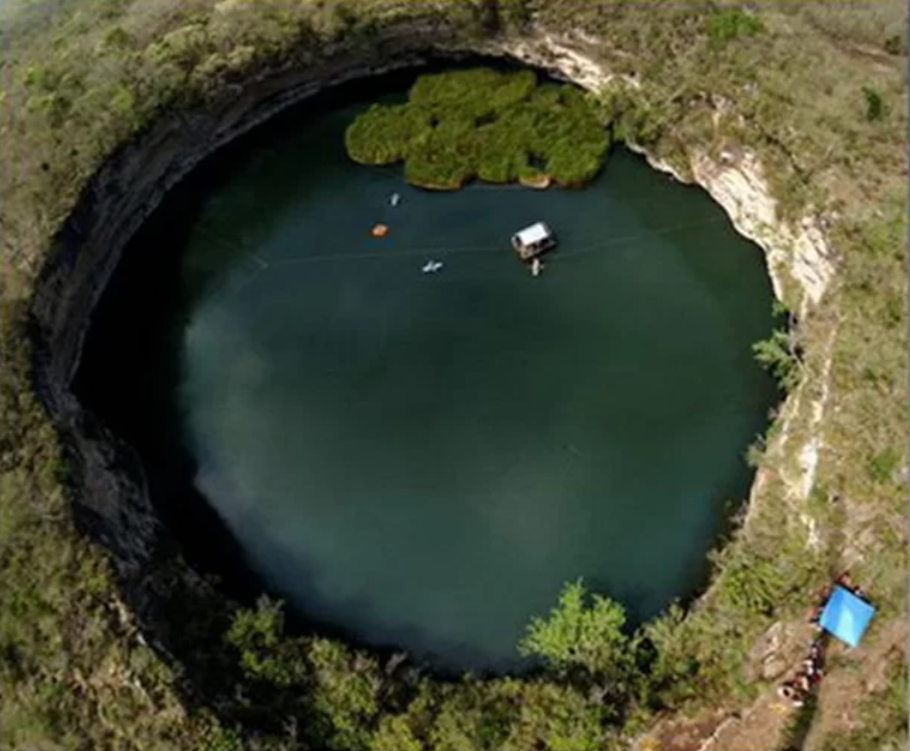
[631,620,817,751]
[802,617,907,751]
[702,690,800,751]
[633,677,804,751]
[633,617,907,751]
[634,709,731,751]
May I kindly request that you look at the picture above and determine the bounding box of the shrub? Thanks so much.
[706,8,765,43]
[883,34,904,55]
[863,86,885,121]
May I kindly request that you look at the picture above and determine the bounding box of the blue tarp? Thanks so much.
[819,585,875,647]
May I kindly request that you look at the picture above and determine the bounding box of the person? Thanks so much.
[809,584,831,623]
[778,683,795,700]
[802,659,818,681]
[836,571,853,590]
[809,639,824,659]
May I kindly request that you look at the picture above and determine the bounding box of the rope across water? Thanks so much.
[235,215,730,274]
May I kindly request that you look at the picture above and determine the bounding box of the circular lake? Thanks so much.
[76,69,779,673]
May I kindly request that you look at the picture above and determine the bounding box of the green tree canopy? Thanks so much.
[519,579,633,679]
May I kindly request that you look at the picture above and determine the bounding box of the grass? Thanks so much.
[345,68,610,189]
[0,0,907,748]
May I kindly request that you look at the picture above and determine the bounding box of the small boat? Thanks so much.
[371,223,389,238]
[390,193,401,207]
[422,260,444,274]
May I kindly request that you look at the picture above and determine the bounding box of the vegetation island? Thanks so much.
[0,0,906,750]
[344,68,611,190]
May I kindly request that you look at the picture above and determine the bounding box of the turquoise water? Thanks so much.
[77,71,779,672]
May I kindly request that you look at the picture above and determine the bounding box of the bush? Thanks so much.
[863,86,885,121]
[706,8,765,43]
[883,34,906,55]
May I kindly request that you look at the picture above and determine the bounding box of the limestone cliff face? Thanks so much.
[30,23,836,628]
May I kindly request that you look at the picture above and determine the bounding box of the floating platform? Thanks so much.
[511,222,557,261]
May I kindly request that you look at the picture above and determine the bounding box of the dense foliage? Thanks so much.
[0,0,907,749]
[344,68,610,189]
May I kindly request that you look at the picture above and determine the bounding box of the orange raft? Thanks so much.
[371,223,389,238]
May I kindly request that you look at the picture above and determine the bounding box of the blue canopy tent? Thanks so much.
[819,585,875,647]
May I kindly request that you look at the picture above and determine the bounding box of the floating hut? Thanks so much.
[511,222,557,262]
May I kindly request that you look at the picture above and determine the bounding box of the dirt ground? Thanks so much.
[802,617,907,751]
[633,617,906,751]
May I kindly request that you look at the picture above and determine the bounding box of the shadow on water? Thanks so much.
[74,155,261,602]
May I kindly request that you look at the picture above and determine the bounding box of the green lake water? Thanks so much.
[76,70,779,672]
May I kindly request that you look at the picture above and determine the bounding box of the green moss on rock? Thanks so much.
[344,67,611,190]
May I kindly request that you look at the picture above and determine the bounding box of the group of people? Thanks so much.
[777,571,863,708]
[778,637,825,707]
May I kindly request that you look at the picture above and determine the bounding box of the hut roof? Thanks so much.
[514,222,552,246]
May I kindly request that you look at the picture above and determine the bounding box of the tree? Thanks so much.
[519,579,633,681]
[636,603,700,709]
[369,715,423,751]
[308,638,382,751]
[225,597,306,687]
[753,302,801,392]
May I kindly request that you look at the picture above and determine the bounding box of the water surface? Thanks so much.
[77,71,779,672]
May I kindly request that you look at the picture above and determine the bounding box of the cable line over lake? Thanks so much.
[226,215,732,295]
